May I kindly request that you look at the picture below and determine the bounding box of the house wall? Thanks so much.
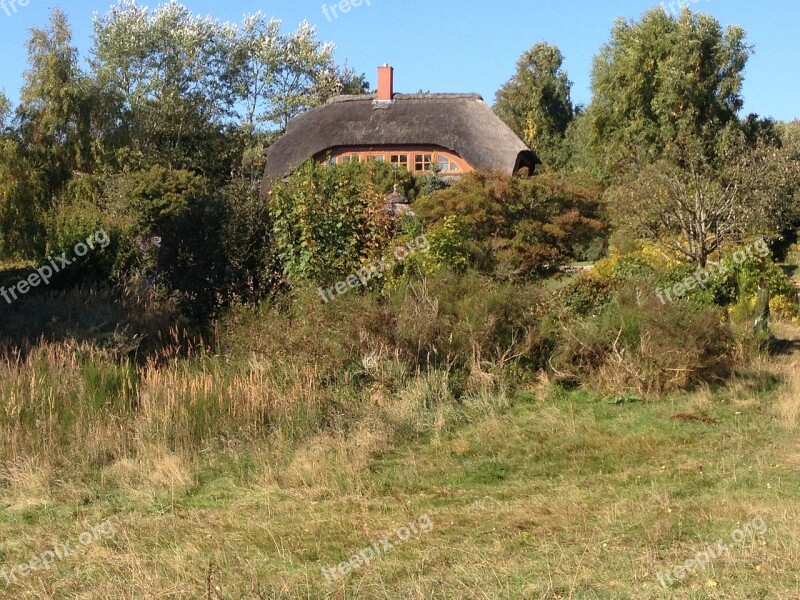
[313,145,472,176]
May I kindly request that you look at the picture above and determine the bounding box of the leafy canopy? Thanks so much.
[494,43,574,170]
[414,171,605,280]
[587,8,750,181]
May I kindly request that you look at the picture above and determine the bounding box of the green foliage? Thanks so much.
[494,42,575,169]
[386,215,471,284]
[611,256,655,280]
[222,268,554,379]
[587,8,750,181]
[45,176,118,283]
[116,168,277,320]
[91,5,341,175]
[417,169,451,196]
[216,264,744,399]
[2,0,796,356]
[116,166,210,232]
[41,167,278,322]
[559,275,614,317]
[390,269,553,372]
[19,9,91,179]
[655,263,723,306]
[0,139,48,259]
[653,244,796,309]
[0,9,87,259]
[414,171,605,280]
[360,160,417,200]
[340,72,371,95]
[270,160,398,284]
[219,180,280,303]
[416,216,471,274]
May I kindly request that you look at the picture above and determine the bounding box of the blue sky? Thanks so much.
[1,0,798,121]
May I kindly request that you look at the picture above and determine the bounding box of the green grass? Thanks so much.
[1,372,799,599]
[1,272,797,598]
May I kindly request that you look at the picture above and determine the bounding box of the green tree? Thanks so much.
[4,9,88,257]
[228,13,364,181]
[19,8,88,171]
[0,92,10,130]
[227,12,348,131]
[494,43,574,169]
[340,70,370,95]
[261,21,341,131]
[587,8,750,182]
[585,8,797,268]
[607,133,798,267]
[90,1,238,177]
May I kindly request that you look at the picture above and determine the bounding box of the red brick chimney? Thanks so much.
[377,65,394,101]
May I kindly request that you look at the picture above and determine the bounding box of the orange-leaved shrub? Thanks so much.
[413,171,605,280]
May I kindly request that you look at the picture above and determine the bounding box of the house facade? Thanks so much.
[261,65,538,194]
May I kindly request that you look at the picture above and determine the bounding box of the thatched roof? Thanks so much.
[261,93,538,191]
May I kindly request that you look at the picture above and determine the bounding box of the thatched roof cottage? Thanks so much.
[261,66,538,194]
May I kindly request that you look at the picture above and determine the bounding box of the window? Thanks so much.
[391,154,409,170]
[366,155,385,162]
[437,155,461,172]
[342,154,360,163]
[414,154,433,172]
[326,155,337,165]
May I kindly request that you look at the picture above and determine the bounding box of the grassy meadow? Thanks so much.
[1,281,799,599]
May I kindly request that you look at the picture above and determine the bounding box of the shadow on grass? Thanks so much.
[768,335,800,356]
[0,280,197,364]
[780,263,799,280]
[0,264,38,290]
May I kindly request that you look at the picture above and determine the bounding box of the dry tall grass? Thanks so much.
[767,322,800,430]
[2,310,800,597]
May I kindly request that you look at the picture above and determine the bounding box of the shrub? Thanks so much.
[98,166,230,321]
[611,255,654,279]
[95,168,279,322]
[42,168,280,324]
[770,294,800,320]
[218,269,553,383]
[0,139,48,259]
[413,171,605,281]
[386,215,471,284]
[599,238,799,317]
[45,175,121,285]
[417,169,451,196]
[218,180,280,304]
[559,274,614,316]
[653,246,797,311]
[270,161,398,285]
[729,250,796,299]
[390,269,552,372]
[552,281,735,396]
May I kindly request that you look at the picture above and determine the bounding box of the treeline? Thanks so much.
[0,2,367,319]
[494,9,800,266]
[1,3,799,331]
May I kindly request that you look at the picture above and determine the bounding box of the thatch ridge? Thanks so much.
[261,93,537,193]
